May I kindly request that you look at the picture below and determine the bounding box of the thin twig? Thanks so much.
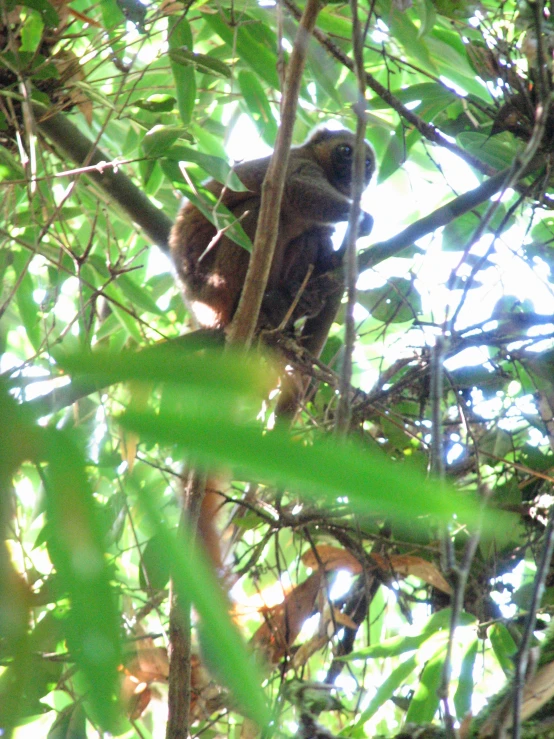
[335,0,367,435]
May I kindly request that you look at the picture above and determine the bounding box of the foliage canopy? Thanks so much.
[3,0,554,737]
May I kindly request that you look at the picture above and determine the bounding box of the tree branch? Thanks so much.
[227,0,322,347]
[32,103,173,253]
[358,168,512,271]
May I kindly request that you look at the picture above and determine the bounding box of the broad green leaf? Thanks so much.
[367,82,455,111]
[169,17,196,126]
[531,216,554,245]
[0,541,32,732]
[358,277,421,323]
[142,125,191,159]
[415,0,437,37]
[47,703,87,739]
[0,146,24,181]
[161,159,253,252]
[457,131,523,170]
[42,431,122,731]
[203,11,279,89]
[428,28,491,102]
[20,10,44,52]
[378,125,420,182]
[167,144,247,191]
[238,70,278,146]
[100,0,125,35]
[442,203,512,251]
[110,407,489,532]
[345,609,475,661]
[352,654,418,725]
[139,533,171,591]
[0,392,121,732]
[52,347,488,527]
[109,301,144,342]
[18,0,58,27]
[454,638,478,720]
[405,640,446,722]
[135,481,270,725]
[389,9,437,73]
[489,623,516,677]
[56,342,273,401]
[12,249,41,351]
[134,94,176,113]
[169,47,232,78]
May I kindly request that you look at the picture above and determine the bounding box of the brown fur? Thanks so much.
[169,128,375,331]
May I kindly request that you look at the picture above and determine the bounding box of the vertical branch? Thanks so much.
[166,469,207,739]
[335,0,367,435]
[435,337,484,738]
[227,0,321,347]
[512,503,554,739]
[430,338,445,480]
[431,337,453,734]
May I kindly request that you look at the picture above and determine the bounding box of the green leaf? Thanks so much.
[352,654,418,724]
[405,640,446,723]
[442,203,512,251]
[531,216,554,245]
[100,0,125,29]
[47,702,87,739]
[134,94,176,113]
[389,8,437,73]
[20,10,44,52]
[428,28,491,102]
[367,82,454,111]
[203,11,279,89]
[358,277,421,323]
[457,131,523,170]
[238,70,278,146]
[42,430,122,731]
[12,249,41,351]
[169,47,232,78]
[489,623,516,677]
[139,534,171,591]
[135,481,270,725]
[415,0,437,37]
[345,609,475,660]
[142,125,191,158]
[109,301,143,342]
[160,159,253,252]
[18,0,58,27]
[168,17,196,125]
[0,146,25,181]
[454,638,477,720]
[166,144,247,191]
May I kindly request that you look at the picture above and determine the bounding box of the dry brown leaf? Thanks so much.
[250,571,323,666]
[301,545,362,574]
[301,546,451,594]
[371,554,452,595]
[240,717,260,739]
[332,608,359,630]
[292,633,329,670]
[521,659,554,720]
[127,646,169,683]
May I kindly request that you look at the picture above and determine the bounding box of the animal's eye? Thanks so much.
[337,143,353,157]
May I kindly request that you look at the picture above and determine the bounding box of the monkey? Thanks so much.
[169,127,375,335]
[169,128,376,575]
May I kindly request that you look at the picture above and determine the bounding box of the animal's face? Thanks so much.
[329,137,375,196]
